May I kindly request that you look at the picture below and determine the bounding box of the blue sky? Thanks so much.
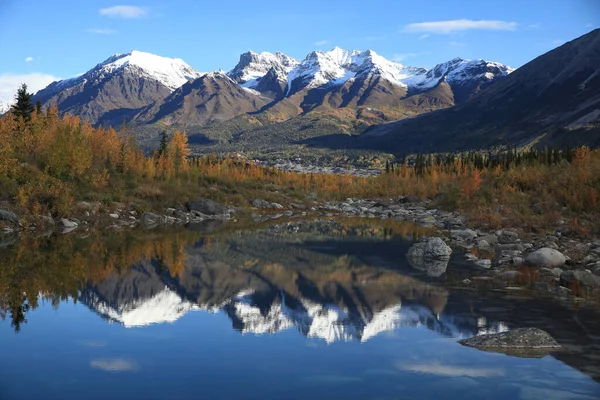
[0,0,598,100]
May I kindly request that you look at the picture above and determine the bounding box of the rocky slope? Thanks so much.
[32,51,204,127]
[31,47,513,153]
[357,29,600,155]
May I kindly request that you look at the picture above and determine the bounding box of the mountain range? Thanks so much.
[15,28,600,159]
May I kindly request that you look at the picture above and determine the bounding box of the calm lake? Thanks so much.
[1,219,599,400]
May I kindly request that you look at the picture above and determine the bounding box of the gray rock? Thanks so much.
[451,229,478,241]
[140,212,163,227]
[0,210,19,225]
[525,248,566,268]
[59,219,78,228]
[512,257,524,266]
[186,199,228,216]
[459,328,561,349]
[271,202,284,210]
[250,198,273,209]
[475,259,492,268]
[109,213,119,219]
[560,270,600,289]
[407,237,452,277]
[407,237,452,260]
[477,234,498,245]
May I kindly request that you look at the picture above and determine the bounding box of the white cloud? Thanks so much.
[402,19,518,35]
[397,362,504,378]
[528,23,541,29]
[90,358,138,372]
[99,5,148,19]
[0,72,60,111]
[449,41,466,47]
[86,28,117,35]
[25,57,33,62]
[313,40,328,46]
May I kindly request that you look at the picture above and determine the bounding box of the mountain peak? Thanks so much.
[94,50,203,90]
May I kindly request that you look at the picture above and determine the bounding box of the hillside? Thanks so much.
[352,29,600,155]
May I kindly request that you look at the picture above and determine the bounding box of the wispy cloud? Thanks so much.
[25,57,33,62]
[528,23,541,29]
[397,362,504,378]
[365,35,387,41]
[449,41,466,47]
[99,5,148,19]
[90,358,138,372]
[402,19,518,35]
[392,51,431,62]
[86,28,118,35]
[313,40,328,46]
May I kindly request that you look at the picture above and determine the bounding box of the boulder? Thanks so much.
[186,199,228,216]
[0,210,19,225]
[407,237,452,260]
[271,202,284,210]
[525,248,566,268]
[407,237,452,277]
[459,328,561,350]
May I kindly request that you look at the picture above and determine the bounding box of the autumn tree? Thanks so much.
[167,130,191,177]
[12,84,35,122]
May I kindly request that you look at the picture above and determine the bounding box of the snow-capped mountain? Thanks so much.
[79,278,508,343]
[32,50,204,126]
[30,47,513,133]
[286,47,429,96]
[82,286,199,327]
[228,51,299,87]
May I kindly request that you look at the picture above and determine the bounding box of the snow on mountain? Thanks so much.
[37,50,204,100]
[228,51,299,89]
[415,57,514,90]
[224,292,508,343]
[83,286,199,328]
[286,47,432,95]
[93,50,205,91]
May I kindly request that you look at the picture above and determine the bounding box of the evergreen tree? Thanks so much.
[12,83,34,121]
[35,101,42,115]
[158,131,168,157]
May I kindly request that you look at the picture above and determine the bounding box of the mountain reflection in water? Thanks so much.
[1,219,600,399]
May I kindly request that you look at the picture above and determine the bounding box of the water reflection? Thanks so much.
[1,219,600,388]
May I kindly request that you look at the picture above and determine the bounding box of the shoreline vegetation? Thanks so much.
[1,86,600,237]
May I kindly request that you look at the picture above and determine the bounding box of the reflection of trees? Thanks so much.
[0,229,204,332]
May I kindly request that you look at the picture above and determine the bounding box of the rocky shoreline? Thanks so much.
[2,196,600,297]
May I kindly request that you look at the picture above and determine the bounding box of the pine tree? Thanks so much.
[158,131,168,158]
[12,83,34,121]
[35,101,42,115]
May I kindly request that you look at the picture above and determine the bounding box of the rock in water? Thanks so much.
[459,328,561,350]
[185,199,228,216]
[408,237,452,259]
[525,248,566,268]
[407,237,452,277]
